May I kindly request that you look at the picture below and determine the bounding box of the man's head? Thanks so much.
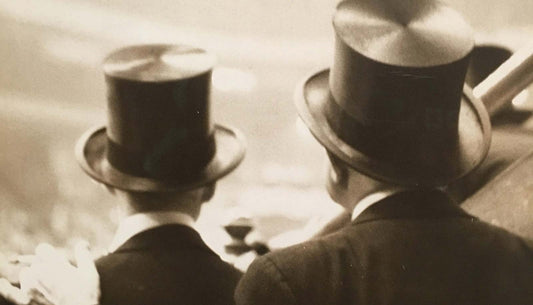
[294,0,491,188]
[75,44,245,196]
[104,183,216,220]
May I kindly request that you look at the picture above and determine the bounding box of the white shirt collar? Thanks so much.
[108,211,196,253]
[351,188,408,221]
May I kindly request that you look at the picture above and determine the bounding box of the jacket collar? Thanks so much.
[113,224,216,255]
[351,187,408,221]
[108,211,196,253]
[352,189,474,225]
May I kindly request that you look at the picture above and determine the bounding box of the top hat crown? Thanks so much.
[333,0,473,67]
[295,0,491,187]
[76,44,246,192]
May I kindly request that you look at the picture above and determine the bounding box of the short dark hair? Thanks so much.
[108,183,216,213]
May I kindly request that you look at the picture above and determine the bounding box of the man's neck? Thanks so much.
[109,210,196,253]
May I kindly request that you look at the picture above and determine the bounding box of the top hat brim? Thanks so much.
[295,69,491,187]
[75,124,246,192]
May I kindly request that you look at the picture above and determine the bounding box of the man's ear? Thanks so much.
[200,183,217,202]
[326,152,348,189]
[325,151,351,207]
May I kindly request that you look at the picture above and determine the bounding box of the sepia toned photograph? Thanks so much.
[0,0,532,304]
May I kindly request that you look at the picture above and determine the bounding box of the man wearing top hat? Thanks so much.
[83,44,246,305]
[3,1,533,305]
[235,0,533,304]
[0,44,246,305]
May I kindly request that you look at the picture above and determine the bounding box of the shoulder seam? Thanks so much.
[261,256,298,304]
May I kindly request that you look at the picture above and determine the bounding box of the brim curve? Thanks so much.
[295,69,491,187]
[75,124,246,192]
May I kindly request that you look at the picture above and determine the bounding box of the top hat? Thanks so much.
[75,44,246,192]
[295,0,491,187]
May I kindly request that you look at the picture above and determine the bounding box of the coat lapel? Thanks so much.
[353,190,474,225]
[113,224,216,255]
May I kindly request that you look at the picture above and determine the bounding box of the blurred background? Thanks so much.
[0,0,532,263]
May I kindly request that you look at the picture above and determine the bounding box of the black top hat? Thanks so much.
[295,0,491,187]
[75,44,246,192]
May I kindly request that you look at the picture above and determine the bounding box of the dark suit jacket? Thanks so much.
[97,224,242,305]
[235,190,533,305]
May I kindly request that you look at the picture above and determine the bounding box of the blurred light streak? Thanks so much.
[237,186,339,220]
[0,0,331,67]
[0,92,104,126]
[216,207,253,226]
[512,89,530,107]
[43,38,107,67]
[260,162,313,186]
[212,67,257,92]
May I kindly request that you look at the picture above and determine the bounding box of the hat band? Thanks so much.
[106,135,216,180]
[325,90,460,165]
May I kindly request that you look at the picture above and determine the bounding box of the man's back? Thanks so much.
[236,190,533,305]
[97,224,242,305]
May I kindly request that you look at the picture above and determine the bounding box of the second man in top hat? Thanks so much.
[235,0,533,304]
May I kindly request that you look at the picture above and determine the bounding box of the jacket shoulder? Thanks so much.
[235,237,345,305]
[96,249,242,305]
[470,219,533,256]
